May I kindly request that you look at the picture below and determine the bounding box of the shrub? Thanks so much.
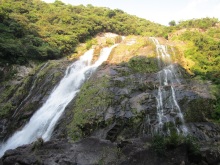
[151,134,166,155]
[128,56,158,73]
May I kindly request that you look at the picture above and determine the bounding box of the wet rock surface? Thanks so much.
[0,59,71,141]
[1,138,118,165]
[46,62,219,165]
[63,60,216,140]
[0,36,219,165]
[1,136,220,165]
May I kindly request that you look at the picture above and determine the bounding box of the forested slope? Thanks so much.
[0,0,165,65]
[168,18,220,121]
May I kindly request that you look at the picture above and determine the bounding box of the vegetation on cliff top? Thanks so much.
[0,0,165,65]
[0,0,220,126]
[169,18,220,121]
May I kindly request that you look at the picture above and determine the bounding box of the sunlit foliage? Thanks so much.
[0,0,165,65]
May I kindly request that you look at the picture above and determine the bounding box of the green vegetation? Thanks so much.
[178,31,219,83]
[151,133,200,156]
[85,38,98,50]
[176,17,219,30]
[169,18,220,121]
[151,122,200,156]
[170,18,220,84]
[67,76,112,141]
[0,67,18,82]
[108,36,156,64]
[0,101,15,118]
[0,0,165,65]
[184,98,214,122]
[0,60,64,118]
[151,134,166,155]
[169,20,176,26]
[128,56,158,73]
[0,85,17,103]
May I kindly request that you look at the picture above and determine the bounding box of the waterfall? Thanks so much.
[0,44,117,157]
[150,37,188,135]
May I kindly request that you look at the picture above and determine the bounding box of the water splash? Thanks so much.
[150,37,188,135]
[0,44,117,157]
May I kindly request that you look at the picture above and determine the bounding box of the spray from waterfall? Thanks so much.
[150,37,188,135]
[0,44,117,157]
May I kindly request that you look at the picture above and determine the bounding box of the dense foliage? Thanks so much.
[169,18,220,121]
[179,31,220,84]
[0,0,165,65]
[177,18,219,30]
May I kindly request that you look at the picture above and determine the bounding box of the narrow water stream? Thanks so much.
[150,37,188,135]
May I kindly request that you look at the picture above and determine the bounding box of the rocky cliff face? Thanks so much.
[0,60,71,141]
[0,34,219,165]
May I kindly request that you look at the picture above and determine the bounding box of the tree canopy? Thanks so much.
[0,0,166,65]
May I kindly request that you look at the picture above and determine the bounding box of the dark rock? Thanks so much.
[187,123,220,141]
[0,39,218,165]
[1,138,118,165]
[203,149,220,164]
[0,60,70,141]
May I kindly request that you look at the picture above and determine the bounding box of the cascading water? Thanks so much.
[150,37,188,135]
[0,44,117,157]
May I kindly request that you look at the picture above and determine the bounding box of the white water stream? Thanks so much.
[150,37,188,135]
[0,44,117,157]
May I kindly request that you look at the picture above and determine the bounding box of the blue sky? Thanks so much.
[43,0,220,25]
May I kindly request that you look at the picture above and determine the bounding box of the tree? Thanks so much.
[169,20,176,26]
[0,0,166,65]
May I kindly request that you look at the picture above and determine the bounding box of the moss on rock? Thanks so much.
[67,75,112,141]
[128,56,159,73]
[0,101,15,118]
[184,98,214,122]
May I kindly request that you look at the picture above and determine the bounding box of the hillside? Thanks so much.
[0,0,165,65]
[0,0,219,164]
[168,18,220,122]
